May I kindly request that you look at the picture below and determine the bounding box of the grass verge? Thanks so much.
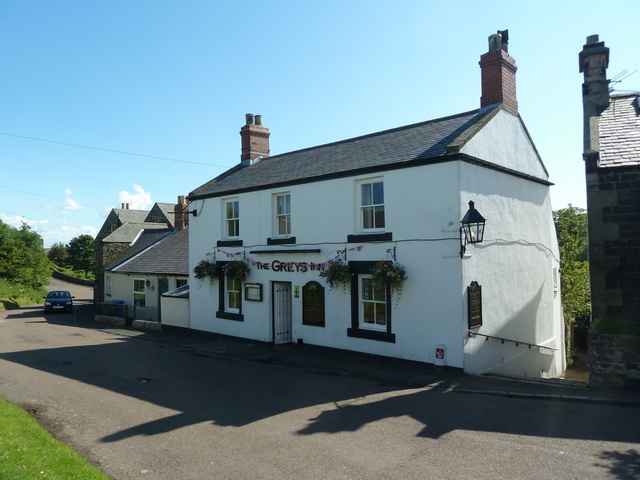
[0,279,48,310]
[0,397,110,479]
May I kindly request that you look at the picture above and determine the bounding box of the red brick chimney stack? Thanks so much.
[240,113,270,164]
[479,30,518,115]
[174,195,189,230]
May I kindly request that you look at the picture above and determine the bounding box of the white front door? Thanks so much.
[273,282,292,344]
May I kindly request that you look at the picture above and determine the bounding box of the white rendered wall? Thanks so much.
[161,296,189,328]
[189,163,468,366]
[106,273,187,316]
[188,115,566,378]
[463,109,548,179]
[459,112,565,378]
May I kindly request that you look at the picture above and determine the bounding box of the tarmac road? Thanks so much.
[1,280,639,479]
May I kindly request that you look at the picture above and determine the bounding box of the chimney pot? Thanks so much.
[245,113,255,125]
[488,34,502,52]
[255,114,262,126]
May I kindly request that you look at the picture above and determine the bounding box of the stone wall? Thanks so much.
[51,268,94,287]
[588,330,640,389]
[585,163,640,327]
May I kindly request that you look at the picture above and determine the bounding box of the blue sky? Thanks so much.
[0,1,637,247]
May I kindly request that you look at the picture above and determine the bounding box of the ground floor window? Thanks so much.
[133,279,146,307]
[226,278,241,313]
[347,261,395,342]
[360,275,387,330]
[216,262,244,321]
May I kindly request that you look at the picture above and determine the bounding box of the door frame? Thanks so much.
[272,281,293,344]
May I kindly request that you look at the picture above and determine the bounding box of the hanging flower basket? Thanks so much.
[319,258,351,292]
[193,259,223,286]
[371,260,407,298]
[225,260,250,283]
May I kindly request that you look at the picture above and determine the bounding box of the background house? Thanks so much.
[102,228,189,323]
[186,31,565,379]
[579,35,640,388]
[94,197,190,302]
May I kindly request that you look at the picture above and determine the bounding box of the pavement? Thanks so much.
[74,304,640,408]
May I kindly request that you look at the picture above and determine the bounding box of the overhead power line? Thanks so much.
[0,131,229,168]
[0,184,104,210]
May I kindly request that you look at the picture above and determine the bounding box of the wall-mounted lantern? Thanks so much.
[460,201,486,258]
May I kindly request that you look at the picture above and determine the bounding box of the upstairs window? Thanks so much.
[275,193,291,237]
[224,199,240,238]
[360,180,385,231]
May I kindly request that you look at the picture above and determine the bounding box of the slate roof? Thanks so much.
[102,222,170,244]
[189,107,499,199]
[109,228,189,276]
[114,208,149,224]
[599,93,640,167]
[162,284,189,299]
[104,227,174,269]
[146,202,176,227]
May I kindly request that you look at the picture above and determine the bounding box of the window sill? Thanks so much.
[216,311,244,322]
[347,328,395,343]
[267,236,297,245]
[347,232,393,243]
[217,240,243,247]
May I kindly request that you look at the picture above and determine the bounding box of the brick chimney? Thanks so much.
[240,113,270,165]
[579,35,610,154]
[479,30,518,115]
[174,195,189,230]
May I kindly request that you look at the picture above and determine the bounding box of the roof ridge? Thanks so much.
[263,108,483,161]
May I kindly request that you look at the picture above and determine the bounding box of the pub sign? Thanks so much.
[467,281,482,328]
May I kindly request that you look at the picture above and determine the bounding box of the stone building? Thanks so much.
[94,197,190,302]
[579,35,640,388]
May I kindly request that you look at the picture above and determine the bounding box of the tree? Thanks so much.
[0,220,50,288]
[67,235,95,274]
[47,242,68,266]
[553,206,591,323]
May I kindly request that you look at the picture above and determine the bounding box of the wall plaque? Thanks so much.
[302,281,325,327]
[467,281,482,328]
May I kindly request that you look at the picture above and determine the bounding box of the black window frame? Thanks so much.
[215,261,244,322]
[346,261,395,343]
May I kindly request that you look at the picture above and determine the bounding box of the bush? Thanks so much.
[0,220,50,288]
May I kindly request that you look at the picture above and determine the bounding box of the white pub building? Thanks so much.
[187,31,565,379]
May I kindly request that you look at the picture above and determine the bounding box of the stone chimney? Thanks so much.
[579,35,610,154]
[174,195,189,230]
[479,30,518,115]
[240,113,270,165]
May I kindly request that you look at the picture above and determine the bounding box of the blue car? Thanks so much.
[44,290,74,313]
